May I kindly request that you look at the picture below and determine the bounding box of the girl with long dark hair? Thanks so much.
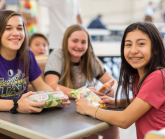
[76,22,165,139]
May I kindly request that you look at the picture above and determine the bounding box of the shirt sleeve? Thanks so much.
[44,49,63,79]
[29,50,42,82]
[137,70,165,110]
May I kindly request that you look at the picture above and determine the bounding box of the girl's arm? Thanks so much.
[77,14,82,24]
[45,74,74,98]
[31,76,53,91]
[0,92,45,113]
[99,71,117,84]
[0,99,17,111]
[76,97,152,128]
[0,77,50,113]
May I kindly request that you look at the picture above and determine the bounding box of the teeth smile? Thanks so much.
[11,40,19,41]
[131,58,141,60]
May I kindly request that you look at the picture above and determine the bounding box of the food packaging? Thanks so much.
[28,91,66,108]
[99,80,114,94]
[69,86,106,108]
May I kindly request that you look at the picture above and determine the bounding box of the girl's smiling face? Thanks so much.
[68,30,88,63]
[1,15,25,53]
[124,29,152,76]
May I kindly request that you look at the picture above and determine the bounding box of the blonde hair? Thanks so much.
[61,24,103,88]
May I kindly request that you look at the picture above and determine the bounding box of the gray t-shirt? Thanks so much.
[44,49,105,88]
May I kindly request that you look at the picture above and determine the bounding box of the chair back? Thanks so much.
[144,128,165,139]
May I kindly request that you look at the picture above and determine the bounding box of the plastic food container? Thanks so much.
[69,86,106,108]
[99,80,114,94]
[28,91,66,108]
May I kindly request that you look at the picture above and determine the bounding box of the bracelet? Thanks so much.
[94,106,100,118]
[10,98,19,114]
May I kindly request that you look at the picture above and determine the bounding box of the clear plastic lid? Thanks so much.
[28,91,67,108]
[28,91,66,102]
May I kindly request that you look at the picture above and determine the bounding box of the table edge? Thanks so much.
[0,118,111,139]
[0,119,56,139]
[59,122,111,139]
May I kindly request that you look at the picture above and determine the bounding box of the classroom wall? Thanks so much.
[79,0,161,26]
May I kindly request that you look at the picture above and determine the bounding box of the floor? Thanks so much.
[118,123,137,139]
[97,123,136,139]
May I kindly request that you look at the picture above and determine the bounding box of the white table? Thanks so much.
[107,23,165,32]
[92,42,121,57]
[92,42,121,80]
[87,29,111,36]
[154,22,165,29]
[107,24,128,31]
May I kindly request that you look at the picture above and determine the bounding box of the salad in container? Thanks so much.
[68,86,106,108]
[28,91,66,108]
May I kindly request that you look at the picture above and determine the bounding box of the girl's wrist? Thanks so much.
[109,97,115,105]
[94,106,100,118]
[86,105,98,117]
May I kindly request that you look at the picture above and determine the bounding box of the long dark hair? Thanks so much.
[0,10,29,76]
[115,22,165,108]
